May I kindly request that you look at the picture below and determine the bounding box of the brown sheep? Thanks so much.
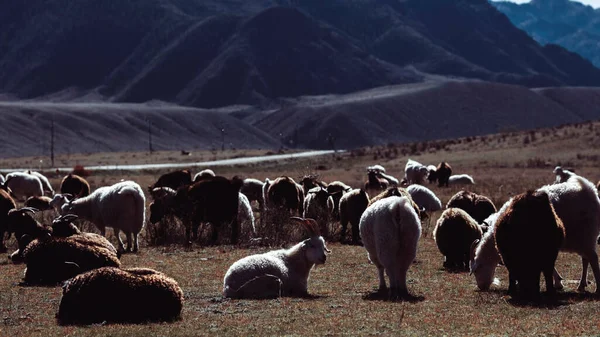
[149,176,243,245]
[263,177,304,230]
[339,189,369,244]
[436,162,452,187]
[0,188,17,252]
[148,169,192,194]
[6,208,49,262]
[57,267,183,325]
[299,175,327,196]
[446,191,496,224]
[60,174,90,198]
[495,190,565,299]
[24,196,53,211]
[326,181,352,221]
[433,208,483,271]
[364,170,389,198]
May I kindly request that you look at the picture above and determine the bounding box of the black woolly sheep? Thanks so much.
[149,169,192,193]
[446,191,496,224]
[436,162,452,187]
[339,189,369,244]
[60,174,90,198]
[24,196,53,211]
[57,267,184,325]
[495,190,565,299]
[433,208,483,271]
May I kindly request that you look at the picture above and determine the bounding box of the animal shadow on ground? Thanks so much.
[363,289,425,303]
[507,290,600,308]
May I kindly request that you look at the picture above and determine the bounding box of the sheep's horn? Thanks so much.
[8,207,39,215]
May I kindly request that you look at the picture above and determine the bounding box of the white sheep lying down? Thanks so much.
[223,217,330,298]
[360,196,422,299]
[61,180,146,253]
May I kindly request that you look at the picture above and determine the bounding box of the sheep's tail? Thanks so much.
[118,185,146,232]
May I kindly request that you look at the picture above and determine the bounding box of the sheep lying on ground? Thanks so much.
[223,217,330,298]
[3,172,43,200]
[404,159,429,185]
[446,191,497,224]
[339,189,369,244]
[194,169,215,182]
[406,185,442,212]
[360,196,421,300]
[24,196,53,211]
[57,267,183,325]
[0,188,17,252]
[61,180,146,253]
[60,174,90,198]
[495,190,565,299]
[436,162,452,187]
[471,174,600,293]
[27,171,54,195]
[448,174,475,186]
[6,207,49,262]
[433,208,483,270]
[149,169,192,193]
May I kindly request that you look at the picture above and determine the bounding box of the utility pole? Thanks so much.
[50,115,55,167]
[221,128,225,152]
[148,119,154,154]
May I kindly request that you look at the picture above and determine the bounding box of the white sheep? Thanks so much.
[61,181,146,253]
[367,165,386,173]
[406,185,442,212]
[404,159,429,185]
[0,174,5,185]
[223,217,330,298]
[50,193,72,213]
[359,196,422,299]
[4,171,44,200]
[238,192,256,236]
[448,174,475,186]
[471,174,600,293]
[193,169,216,182]
[26,171,54,195]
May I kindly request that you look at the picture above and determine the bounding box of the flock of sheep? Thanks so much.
[1,158,600,325]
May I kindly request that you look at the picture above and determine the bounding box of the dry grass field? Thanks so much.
[1,121,600,336]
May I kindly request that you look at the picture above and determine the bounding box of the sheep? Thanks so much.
[448,174,475,186]
[367,165,399,186]
[57,267,183,325]
[193,169,216,182]
[6,207,49,262]
[303,186,331,235]
[148,169,192,193]
[436,162,452,187]
[495,190,565,299]
[263,177,304,232]
[60,174,90,198]
[150,176,243,245]
[406,185,442,212]
[299,175,327,196]
[240,178,266,218]
[553,166,575,184]
[471,174,600,293]
[49,193,72,213]
[433,208,483,270]
[24,196,53,211]
[446,191,497,224]
[367,165,386,173]
[223,217,330,298]
[326,180,352,221]
[26,171,54,195]
[365,170,389,198]
[360,196,421,300]
[0,188,17,252]
[61,180,146,253]
[51,214,82,237]
[0,174,4,185]
[339,189,369,244]
[368,187,422,220]
[426,165,438,184]
[404,159,429,185]
[3,172,44,200]
[238,192,256,236]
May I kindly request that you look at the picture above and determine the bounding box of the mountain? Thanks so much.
[492,0,600,68]
[1,0,600,108]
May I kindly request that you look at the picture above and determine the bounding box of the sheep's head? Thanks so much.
[7,207,45,238]
[469,239,499,290]
[291,217,331,265]
[52,214,81,237]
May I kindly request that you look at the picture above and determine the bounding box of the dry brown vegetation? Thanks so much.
[1,121,600,336]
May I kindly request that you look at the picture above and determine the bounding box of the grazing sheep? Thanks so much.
[433,208,483,270]
[446,191,497,224]
[223,217,330,298]
[326,181,352,221]
[240,178,266,219]
[0,188,17,252]
[436,162,452,187]
[448,174,475,186]
[365,170,389,198]
[238,192,256,236]
[303,186,332,238]
[404,159,429,185]
[60,174,90,198]
[299,175,327,196]
[360,196,422,299]
[426,165,438,184]
[150,176,243,244]
[57,267,183,325]
[553,166,575,184]
[61,181,146,253]
[471,174,600,293]
[149,169,192,193]
[3,172,44,200]
[406,185,442,212]
[495,190,565,299]
[339,189,369,244]
[263,177,304,233]
[26,171,54,195]
[193,169,216,182]
[24,196,53,211]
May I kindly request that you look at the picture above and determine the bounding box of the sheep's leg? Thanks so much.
[351,221,360,245]
[553,268,564,290]
[543,266,555,295]
[376,266,387,293]
[578,257,589,292]
[132,232,139,252]
[507,273,517,295]
[113,228,126,253]
[210,223,219,245]
[124,231,132,252]
[581,249,600,294]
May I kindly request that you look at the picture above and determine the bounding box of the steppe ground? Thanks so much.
[1,121,600,336]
